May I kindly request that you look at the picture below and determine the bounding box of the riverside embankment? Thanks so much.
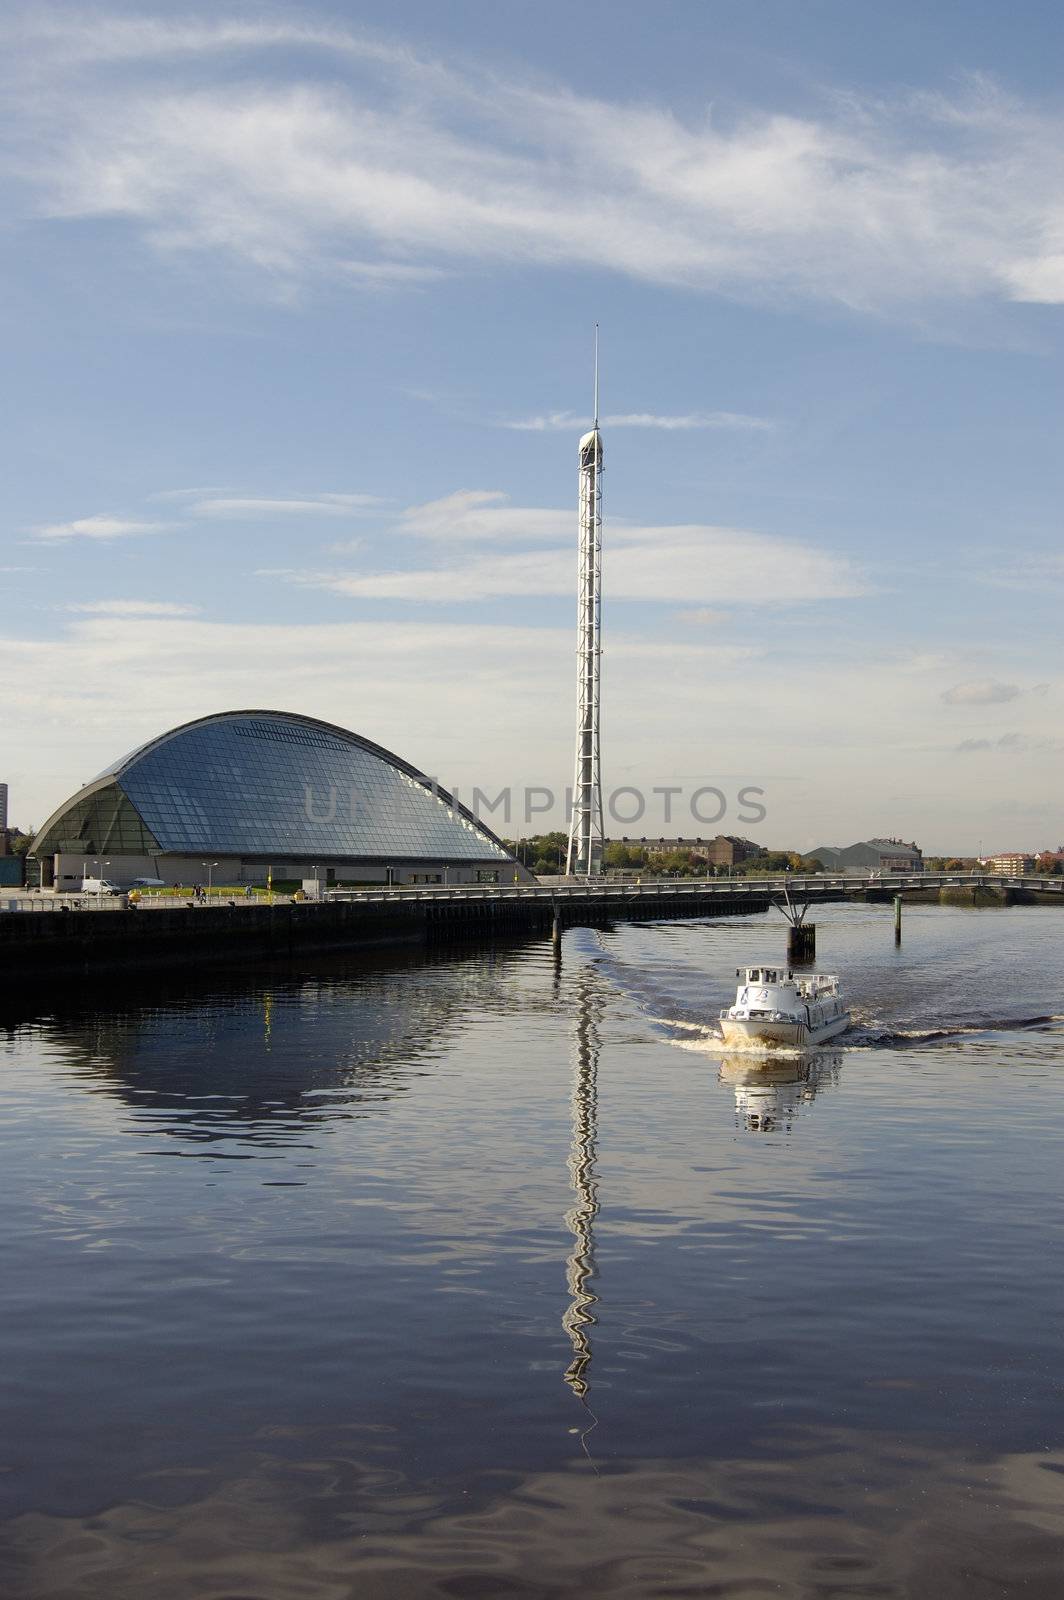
[0,883,768,978]
[2,872,1060,979]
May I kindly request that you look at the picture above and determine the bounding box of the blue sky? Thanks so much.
[2,1,1063,852]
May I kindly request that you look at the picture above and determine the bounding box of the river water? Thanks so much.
[2,902,1063,1598]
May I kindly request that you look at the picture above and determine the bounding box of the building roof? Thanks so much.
[811,839,923,867]
[33,710,515,864]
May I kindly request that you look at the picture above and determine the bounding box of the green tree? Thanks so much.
[604,842,648,869]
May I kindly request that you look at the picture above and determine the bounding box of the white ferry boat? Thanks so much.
[719,966,850,1048]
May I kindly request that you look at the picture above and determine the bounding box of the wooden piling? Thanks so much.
[788,922,816,964]
[894,895,902,944]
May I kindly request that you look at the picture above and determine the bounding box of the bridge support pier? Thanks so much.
[788,923,816,964]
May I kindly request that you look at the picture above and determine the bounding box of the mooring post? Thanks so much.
[894,895,902,945]
[552,898,561,948]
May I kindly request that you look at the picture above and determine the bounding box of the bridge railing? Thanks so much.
[3,873,1062,913]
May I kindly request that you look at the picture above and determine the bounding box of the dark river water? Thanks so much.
[2,902,1064,1598]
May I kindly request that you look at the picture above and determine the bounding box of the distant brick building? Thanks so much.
[610,834,760,866]
[706,835,761,867]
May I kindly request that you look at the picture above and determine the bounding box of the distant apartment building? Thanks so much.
[610,834,760,865]
[983,852,1036,876]
[812,838,924,873]
[706,835,761,867]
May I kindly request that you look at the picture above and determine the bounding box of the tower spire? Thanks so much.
[565,332,605,878]
[593,322,599,427]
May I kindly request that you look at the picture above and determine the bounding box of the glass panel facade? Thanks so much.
[109,715,512,863]
[35,782,162,858]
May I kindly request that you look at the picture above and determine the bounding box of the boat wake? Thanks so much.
[650,1013,1064,1057]
[845,1015,1064,1049]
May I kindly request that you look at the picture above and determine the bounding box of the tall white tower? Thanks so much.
[565,330,606,878]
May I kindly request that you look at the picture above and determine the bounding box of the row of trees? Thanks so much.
[504,832,569,876]
[603,843,825,876]
[513,840,1064,879]
[505,836,824,877]
[924,851,1064,874]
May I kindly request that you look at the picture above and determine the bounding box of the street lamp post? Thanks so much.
[202,860,219,896]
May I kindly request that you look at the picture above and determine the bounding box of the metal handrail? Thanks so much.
[2,872,1062,913]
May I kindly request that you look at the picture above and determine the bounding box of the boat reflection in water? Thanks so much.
[562,980,601,1447]
[719,1051,843,1134]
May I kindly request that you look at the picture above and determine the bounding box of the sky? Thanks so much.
[2,0,1063,854]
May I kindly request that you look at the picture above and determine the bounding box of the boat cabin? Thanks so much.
[735,967,839,1000]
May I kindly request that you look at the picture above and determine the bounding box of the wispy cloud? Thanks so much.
[147,486,236,502]
[263,498,869,605]
[63,599,201,616]
[978,553,1064,592]
[31,515,167,542]
[6,19,1064,311]
[942,679,1022,705]
[504,411,773,432]
[188,494,382,519]
[676,607,729,626]
[398,490,570,544]
[956,731,1057,754]
[322,538,366,555]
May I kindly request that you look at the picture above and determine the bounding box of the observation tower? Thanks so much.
[565,332,605,877]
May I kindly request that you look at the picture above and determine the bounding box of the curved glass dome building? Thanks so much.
[33,710,524,889]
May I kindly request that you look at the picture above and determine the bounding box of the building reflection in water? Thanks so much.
[562,980,601,1449]
[719,1052,843,1134]
[12,948,501,1146]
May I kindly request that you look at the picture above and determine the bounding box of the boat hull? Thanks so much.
[720,1012,851,1049]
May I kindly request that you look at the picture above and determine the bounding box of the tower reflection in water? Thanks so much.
[719,1051,843,1134]
[562,980,601,1442]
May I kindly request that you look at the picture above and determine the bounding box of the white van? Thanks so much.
[81,877,124,895]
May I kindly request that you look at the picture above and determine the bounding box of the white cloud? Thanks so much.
[5,613,1060,848]
[676,608,729,626]
[322,538,366,555]
[188,494,382,519]
[63,599,201,616]
[267,523,868,605]
[147,485,236,502]
[942,679,1022,705]
[256,486,867,603]
[398,490,571,544]
[31,515,166,542]
[505,411,773,432]
[5,20,1064,311]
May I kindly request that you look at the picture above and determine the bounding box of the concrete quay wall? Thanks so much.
[0,890,767,978]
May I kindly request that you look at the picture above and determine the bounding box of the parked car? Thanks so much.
[80,877,124,895]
